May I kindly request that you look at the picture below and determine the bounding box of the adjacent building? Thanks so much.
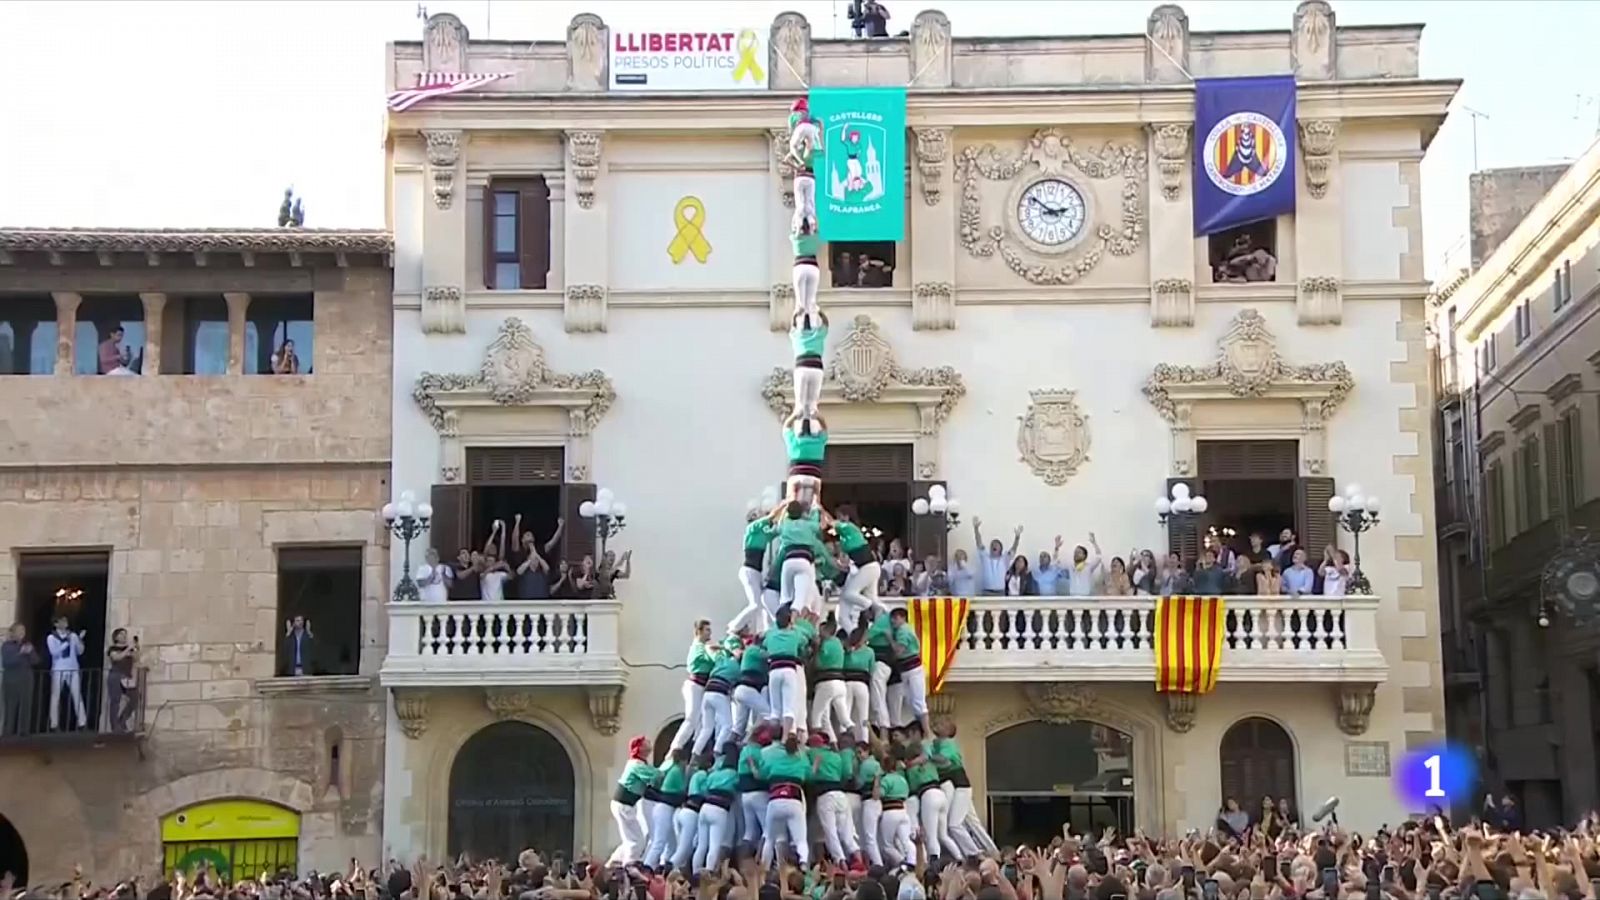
[380,2,1456,854]
[0,229,393,883]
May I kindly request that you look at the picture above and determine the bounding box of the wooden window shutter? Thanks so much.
[482,184,498,290]
[429,484,467,556]
[1296,477,1336,558]
[1524,436,1543,525]
[1565,409,1584,508]
[519,177,551,290]
[1544,422,1563,517]
[822,444,914,483]
[1196,440,1298,480]
[563,483,597,562]
[466,447,564,484]
[1165,477,1204,562]
[909,480,949,568]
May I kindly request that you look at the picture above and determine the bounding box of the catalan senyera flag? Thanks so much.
[907,597,970,694]
[1153,596,1227,694]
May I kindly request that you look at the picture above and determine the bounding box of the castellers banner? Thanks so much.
[809,87,907,242]
[1193,75,1297,236]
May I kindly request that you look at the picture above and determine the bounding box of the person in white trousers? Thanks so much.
[693,746,740,873]
[808,620,852,741]
[46,618,87,731]
[759,734,811,868]
[842,629,875,744]
[643,749,691,870]
[887,608,932,737]
[729,514,776,636]
[693,640,740,757]
[832,507,882,634]
[670,621,715,751]
[671,763,708,872]
[730,640,770,741]
[761,606,809,740]
[905,745,963,864]
[854,742,885,867]
[738,725,774,849]
[929,720,991,859]
[864,610,894,733]
[876,754,916,868]
[607,737,659,866]
[812,734,861,866]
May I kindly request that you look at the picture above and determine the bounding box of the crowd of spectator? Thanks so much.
[414,517,631,602]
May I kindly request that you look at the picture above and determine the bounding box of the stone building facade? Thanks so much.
[0,229,393,884]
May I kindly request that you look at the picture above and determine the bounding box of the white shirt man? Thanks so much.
[46,620,88,730]
[972,518,1021,595]
[1063,533,1104,597]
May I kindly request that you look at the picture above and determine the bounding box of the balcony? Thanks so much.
[943,595,1386,684]
[380,599,626,688]
[0,667,148,751]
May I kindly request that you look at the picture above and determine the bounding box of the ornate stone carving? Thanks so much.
[1144,309,1355,423]
[1022,683,1096,723]
[566,14,607,91]
[1146,5,1190,83]
[909,11,952,88]
[484,687,537,721]
[929,692,956,718]
[586,685,623,735]
[1298,120,1339,200]
[1300,399,1327,474]
[1292,1,1336,80]
[422,131,462,210]
[770,13,811,90]
[769,129,797,208]
[1148,124,1190,202]
[1151,278,1194,328]
[1297,276,1342,326]
[759,314,965,422]
[414,317,616,433]
[564,131,603,210]
[1163,692,1198,733]
[423,13,469,73]
[1017,389,1091,486]
[1,229,392,256]
[1336,684,1376,736]
[393,690,428,739]
[768,283,794,332]
[914,128,951,206]
[421,286,466,335]
[956,129,1147,286]
[911,281,955,331]
[564,283,607,334]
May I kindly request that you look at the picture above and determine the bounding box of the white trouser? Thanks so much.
[693,691,734,756]
[879,807,914,868]
[869,660,892,729]
[670,806,699,871]
[859,797,883,867]
[732,684,770,738]
[792,262,821,330]
[839,562,881,633]
[49,669,87,729]
[917,786,962,862]
[901,664,929,722]
[793,365,823,418]
[809,678,851,740]
[780,556,817,614]
[846,793,864,857]
[762,797,809,867]
[845,157,864,189]
[816,791,859,862]
[741,790,769,845]
[693,804,731,872]
[729,566,767,635]
[793,175,817,236]
[671,681,704,750]
[607,800,646,865]
[769,666,804,732]
[966,807,999,854]
[644,800,678,868]
[887,679,907,728]
[939,782,981,858]
[761,587,784,625]
[846,681,871,743]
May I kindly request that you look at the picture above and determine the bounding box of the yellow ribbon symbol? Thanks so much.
[667,196,712,265]
[731,29,765,85]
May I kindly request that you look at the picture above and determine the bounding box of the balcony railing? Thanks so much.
[0,666,148,748]
[381,599,627,688]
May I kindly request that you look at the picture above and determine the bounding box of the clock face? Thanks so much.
[1016,178,1087,247]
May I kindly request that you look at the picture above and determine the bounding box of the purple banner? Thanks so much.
[1193,75,1297,236]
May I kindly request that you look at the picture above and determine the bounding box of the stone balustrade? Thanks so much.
[380,599,627,688]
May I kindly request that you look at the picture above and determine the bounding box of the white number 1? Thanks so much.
[1424,754,1446,798]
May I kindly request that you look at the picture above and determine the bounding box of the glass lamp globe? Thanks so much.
[911,498,930,515]
[579,500,596,518]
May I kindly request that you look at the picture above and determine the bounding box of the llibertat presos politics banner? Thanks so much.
[610,28,769,91]
[809,87,907,242]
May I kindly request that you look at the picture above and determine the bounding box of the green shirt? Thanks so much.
[783,427,828,464]
[760,743,811,784]
[687,640,714,678]
[710,652,741,684]
[855,756,882,791]
[687,769,709,799]
[930,737,964,774]
[743,518,776,553]
[815,636,845,671]
[892,623,921,661]
[866,616,893,653]
[844,644,876,673]
[906,759,940,792]
[812,747,851,785]
[620,759,659,794]
[706,766,740,796]
[762,626,807,661]
[740,643,769,677]
[795,617,818,642]
[659,762,689,795]
[793,233,821,258]
[834,521,868,554]
[878,771,909,801]
[739,743,766,783]
[790,322,828,358]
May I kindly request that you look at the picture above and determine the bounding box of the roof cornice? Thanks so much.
[0,228,394,269]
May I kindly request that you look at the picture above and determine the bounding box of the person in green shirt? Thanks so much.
[732,639,770,740]
[772,499,832,616]
[887,608,931,737]
[607,736,658,866]
[788,99,821,245]
[670,619,714,753]
[781,411,828,505]
[855,742,885,867]
[672,756,711,872]
[762,605,808,741]
[929,720,992,858]
[693,744,741,873]
[833,505,882,635]
[731,513,778,636]
[693,638,742,758]
[864,609,895,735]
[737,724,775,849]
[643,748,691,869]
[842,627,876,746]
[903,741,960,865]
[758,733,812,868]
[790,310,829,420]
[809,619,852,742]
[875,751,915,868]
[811,734,861,865]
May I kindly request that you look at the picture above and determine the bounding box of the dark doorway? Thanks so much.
[654,718,684,766]
[276,547,363,677]
[471,485,563,560]
[0,813,27,886]
[1218,717,1297,815]
[1204,480,1296,553]
[986,720,1136,841]
[822,444,914,562]
[17,553,110,734]
[449,721,576,860]
[988,794,1131,847]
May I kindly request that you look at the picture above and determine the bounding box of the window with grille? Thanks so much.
[465,447,564,484]
[1196,440,1298,479]
[821,443,914,482]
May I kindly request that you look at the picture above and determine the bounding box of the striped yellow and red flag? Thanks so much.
[907,597,970,694]
[1153,596,1227,694]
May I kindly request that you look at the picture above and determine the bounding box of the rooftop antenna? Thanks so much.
[415,3,428,20]
[1462,106,1490,170]
[1576,94,1599,139]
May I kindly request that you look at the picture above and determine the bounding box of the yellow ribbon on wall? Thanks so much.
[667,196,713,264]
[732,30,765,85]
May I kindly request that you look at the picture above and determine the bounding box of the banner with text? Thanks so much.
[809,87,907,242]
[1192,75,1297,236]
[609,29,769,91]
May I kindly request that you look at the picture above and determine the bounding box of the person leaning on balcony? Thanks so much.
[1033,537,1064,594]
[972,518,1021,595]
[595,549,632,600]
[1320,546,1351,597]
[1190,548,1227,595]
[1156,553,1191,597]
[1,622,38,736]
[1255,559,1283,595]
[946,548,977,598]
[1228,554,1256,595]
[1105,557,1133,596]
[1282,548,1315,597]
[105,628,139,733]
[1129,548,1158,595]
[1004,556,1036,597]
[416,548,449,603]
[1063,533,1103,596]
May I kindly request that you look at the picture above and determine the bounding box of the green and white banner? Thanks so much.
[809,87,906,242]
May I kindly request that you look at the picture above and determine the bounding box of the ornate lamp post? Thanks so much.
[381,490,433,603]
[1154,482,1207,526]
[580,487,628,557]
[1538,528,1600,627]
[1327,483,1381,595]
[912,485,962,532]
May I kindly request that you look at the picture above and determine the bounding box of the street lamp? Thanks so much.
[1327,483,1381,595]
[912,485,962,532]
[1155,482,1207,525]
[580,487,628,557]
[381,490,433,603]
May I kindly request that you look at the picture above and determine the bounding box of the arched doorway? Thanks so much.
[986,721,1134,845]
[0,814,27,886]
[654,718,684,765]
[160,800,300,881]
[1219,717,1298,820]
[449,721,576,860]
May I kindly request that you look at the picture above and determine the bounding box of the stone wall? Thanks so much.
[1469,164,1570,271]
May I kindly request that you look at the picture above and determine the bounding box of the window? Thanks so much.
[182,297,231,375]
[73,297,145,375]
[483,178,551,290]
[1208,220,1278,284]
[275,547,363,677]
[1514,300,1533,345]
[1485,463,1505,550]
[1560,409,1584,511]
[246,296,314,375]
[1480,334,1498,374]
[1518,434,1543,529]
[0,296,58,375]
[1556,261,1573,311]
[829,241,897,288]
[12,552,112,737]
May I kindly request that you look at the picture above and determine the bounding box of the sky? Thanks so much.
[2,0,1597,278]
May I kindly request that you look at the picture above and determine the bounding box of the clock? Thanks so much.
[1015,178,1088,249]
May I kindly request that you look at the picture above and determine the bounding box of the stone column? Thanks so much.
[1147,124,1196,327]
[1294,120,1343,325]
[910,127,956,330]
[563,130,608,333]
[51,291,81,375]
[224,292,251,375]
[421,130,467,335]
[138,292,168,376]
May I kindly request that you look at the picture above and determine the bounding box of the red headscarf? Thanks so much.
[627,735,649,761]
[752,724,775,746]
[791,97,810,114]
[807,732,829,748]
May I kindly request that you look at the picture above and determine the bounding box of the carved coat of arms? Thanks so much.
[1017,389,1091,486]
